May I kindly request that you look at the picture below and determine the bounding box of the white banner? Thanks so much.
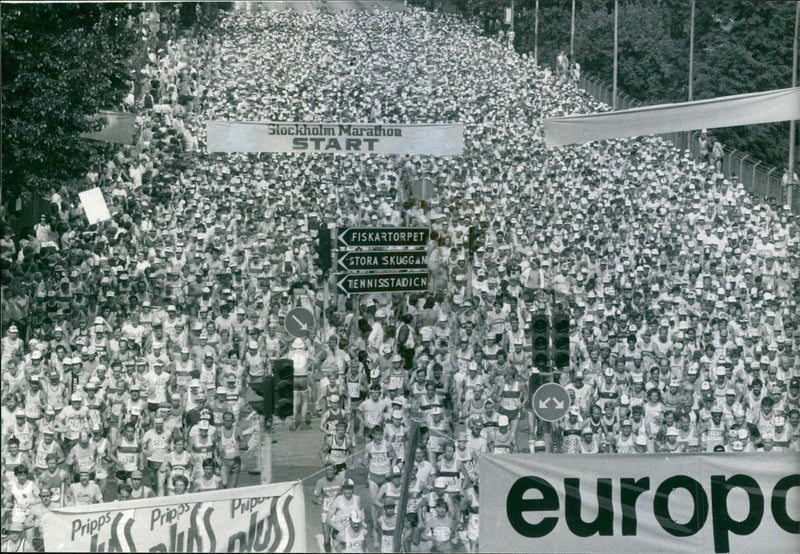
[78,188,112,225]
[42,481,306,553]
[206,121,464,155]
[543,87,800,147]
[80,111,138,145]
[479,452,799,553]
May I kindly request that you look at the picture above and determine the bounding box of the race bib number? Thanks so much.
[433,527,451,542]
[373,452,387,464]
[35,451,48,468]
[348,382,360,398]
[77,456,94,471]
[119,452,137,469]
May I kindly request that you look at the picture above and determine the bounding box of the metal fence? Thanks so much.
[578,74,799,215]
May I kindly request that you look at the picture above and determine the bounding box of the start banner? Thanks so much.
[479,452,799,553]
[206,121,464,155]
[42,481,305,553]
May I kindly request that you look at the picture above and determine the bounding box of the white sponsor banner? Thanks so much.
[543,87,800,148]
[42,481,306,553]
[479,452,799,553]
[207,121,464,155]
[78,188,112,225]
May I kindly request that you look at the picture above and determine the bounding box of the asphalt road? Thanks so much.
[238,417,372,553]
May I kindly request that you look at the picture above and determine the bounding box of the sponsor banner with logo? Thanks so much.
[480,452,799,554]
[207,122,464,155]
[42,481,305,553]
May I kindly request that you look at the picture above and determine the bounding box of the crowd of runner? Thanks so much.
[1,5,799,553]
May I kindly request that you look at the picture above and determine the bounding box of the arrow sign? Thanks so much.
[337,227,429,248]
[537,397,565,410]
[337,250,428,272]
[337,272,429,295]
[532,383,571,422]
[284,307,315,339]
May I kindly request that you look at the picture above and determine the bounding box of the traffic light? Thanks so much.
[531,312,550,369]
[552,312,570,369]
[273,359,294,419]
[468,226,483,254]
[317,226,332,272]
[247,375,274,419]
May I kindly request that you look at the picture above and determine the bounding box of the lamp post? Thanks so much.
[689,0,695,100]
[612,0,619,110]
[788,1,799,209]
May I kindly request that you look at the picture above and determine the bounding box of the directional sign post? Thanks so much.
[337,227,429,249]
[284,307,315,339]
[532,383,571,422]
[337,250,428,272]
[338,272,428,295]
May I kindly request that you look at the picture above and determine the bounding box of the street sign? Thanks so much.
[532,383,571,422]
[284,307,315,338]
[337,272,428,295]
[337,249,428,272]
[337,227,429,248]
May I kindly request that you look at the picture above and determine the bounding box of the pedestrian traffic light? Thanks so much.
[317,226,332,272]
[552,312,570,369]
[273,358,294,419]
[531,312,550,369]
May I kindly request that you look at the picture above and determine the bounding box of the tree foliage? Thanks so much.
[482,0,795,169]
[2,4,141,200]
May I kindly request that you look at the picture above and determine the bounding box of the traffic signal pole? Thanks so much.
[260,375,274,485]
[393,420,420,552]
[260,417,272,485]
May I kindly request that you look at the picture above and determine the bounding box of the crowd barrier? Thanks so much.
[578,73,798,215]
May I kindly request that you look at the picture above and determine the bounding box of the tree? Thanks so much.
[511,0,794,169]
[1,4,141,201]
